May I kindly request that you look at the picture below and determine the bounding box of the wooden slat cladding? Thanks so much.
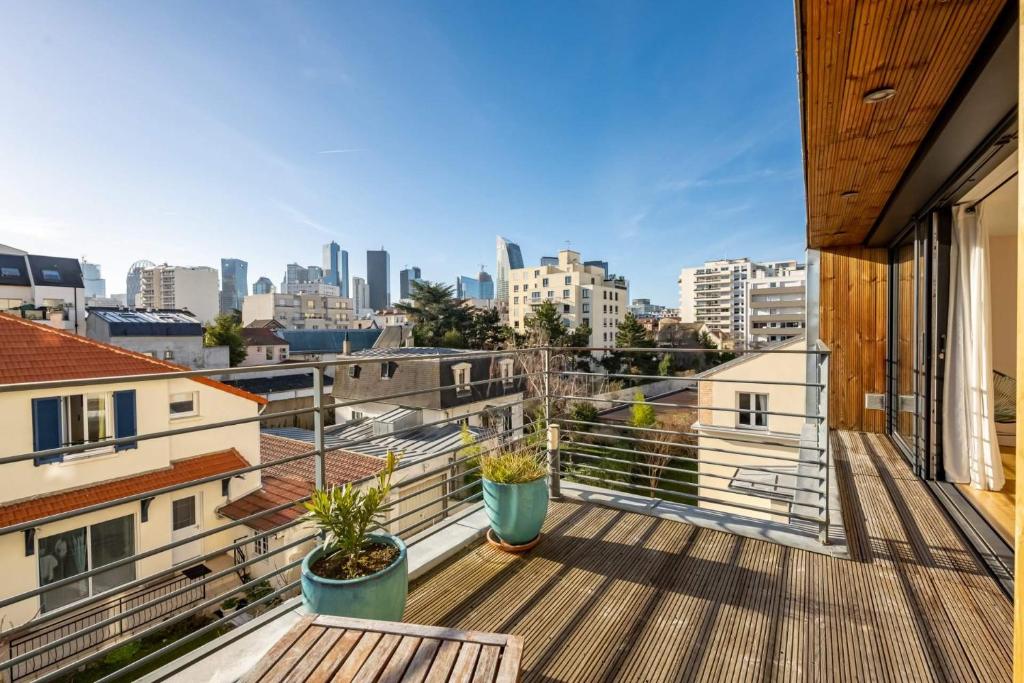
[405,433,1012,681]
[819,246,887,431]
[800,0,1005,248]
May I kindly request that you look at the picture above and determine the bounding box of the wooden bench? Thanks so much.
[242,614,523,682]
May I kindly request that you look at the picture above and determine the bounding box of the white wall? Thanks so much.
[989,234,1017,377]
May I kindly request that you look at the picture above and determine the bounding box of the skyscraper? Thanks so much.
[253,276,274,294]
[352,276,370,312]
[80,259,106,299]
[322,241,350,297]
[495,236,524,303]
[367,248,390,310]
[219,258,248,314]
[456,275,480,299]
[399,266,422,300]
[478,268,494,300]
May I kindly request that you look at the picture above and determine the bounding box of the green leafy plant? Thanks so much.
[480,441,547,484]
[304,451,398,577]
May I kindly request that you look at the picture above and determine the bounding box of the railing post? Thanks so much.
[542,346,552,429]
[547,422,561,499]
[817,346,830,545]
[312,366,327,491]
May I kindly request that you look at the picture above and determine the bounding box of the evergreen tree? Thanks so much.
[204,314,246,366]
[612,313,658,377]
[395,280,471,346]
[524,300,568,345]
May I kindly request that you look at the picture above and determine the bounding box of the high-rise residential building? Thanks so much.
[242,292,354,330]
[456,275,480,299]
[219,258,248,314]
[508,249,628,349]
[253,276,275,295]
[495,236,524,303]
[745,261,807,346]
[367,248,390,310]
[80,259,106,299]
[352,276,370,312]
[322,242,351,298]
[478,268,494,300]
[126,259,155,307]
[399,266,422,300]
[678,257,806,346]
[138,264,219,323]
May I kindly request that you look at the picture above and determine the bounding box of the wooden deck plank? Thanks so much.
[404,430,1012,682]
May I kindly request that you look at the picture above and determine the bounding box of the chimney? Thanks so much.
[342,331,351,355]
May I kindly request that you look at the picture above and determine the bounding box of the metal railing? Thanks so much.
[0,341,829,681]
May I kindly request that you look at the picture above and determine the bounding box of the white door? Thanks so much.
[171,495,202,565]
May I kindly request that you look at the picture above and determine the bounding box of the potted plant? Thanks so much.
[481,440,549,547]
[301,452,407,620]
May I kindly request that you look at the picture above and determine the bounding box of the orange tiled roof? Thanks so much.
[218,434,385,532]
[0,313,266,404]
[0,449,249,527]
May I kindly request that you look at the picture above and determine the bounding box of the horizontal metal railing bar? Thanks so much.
[395,494,484,539]
[547,345,829,356]
[319,371,538,415]
[62,574,303,683]
[560,450,824,512]
[552,393,823,421]
[550,370,824,388]
[3,372,534,464]
[560,467,826,524]
[562,428,822,469]
[561,440,826,488]
[389,468,482,513]
[2,531,317,672]
[0,506,308,610]
[557,418,825,453]
[0,349,537,394]
[386,488,484,532]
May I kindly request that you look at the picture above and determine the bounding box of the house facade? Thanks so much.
[0,244,86,335]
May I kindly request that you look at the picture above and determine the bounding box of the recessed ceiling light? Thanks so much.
[863,87,896,103]
[840,190,859,198]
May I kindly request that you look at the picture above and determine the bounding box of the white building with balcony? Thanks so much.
[0,244,87,335]
[241,292,355,331]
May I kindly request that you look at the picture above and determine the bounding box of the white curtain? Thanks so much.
[943,204,1004,490]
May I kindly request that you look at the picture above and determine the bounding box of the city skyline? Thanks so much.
[0,2,804,305]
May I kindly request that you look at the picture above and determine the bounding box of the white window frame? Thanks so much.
[61,393,115,458]
[736,392,769,430]
[254,535,270,557]
[453,362,472,396]
[169,391,199,419]
[499,358,515,388]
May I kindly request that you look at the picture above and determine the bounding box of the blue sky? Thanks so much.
[0,1,805,306]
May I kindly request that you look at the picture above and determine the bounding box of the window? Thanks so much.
[564,276,571,285]
[265,347,273,360]
[531,291,540,300]
[163,350,174,361]
[582,303,590,313]
[513,296,519,304]
[279,348,288,360]
[582,289,590,299]
[38,515,135,612]
[562,289,569,298]
[452,362,472,396]
[513,285,519,292]
[41,269,61,283]
[499,358,515,388]
[172,498,197,531]
[546,290,554,299]
[1,266,20,277]
[737,393,768,430]
[254,535,269,557]
[33,394,118,459]
[542,278,549,287]
[380,361,397,379]
[169,391,198,418]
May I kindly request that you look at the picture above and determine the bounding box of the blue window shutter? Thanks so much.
[114,390,138,452]
[31,397,63,465]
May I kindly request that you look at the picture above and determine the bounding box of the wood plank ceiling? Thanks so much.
[799,0,1006,248]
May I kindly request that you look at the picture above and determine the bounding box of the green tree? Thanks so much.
[465,307,511,349]
[524,300,568,345]
[657,353,675,376]
[629,391,656,429]
[395,280,471,346]
[612,313,658,377]
[204,314,246,366]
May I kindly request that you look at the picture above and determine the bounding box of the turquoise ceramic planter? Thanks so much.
[301,533,408,621]
[483,476,549,545]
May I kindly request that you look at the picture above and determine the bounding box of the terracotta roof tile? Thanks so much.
[0,449,249,527]
[0,313,266,404]
[218,476,308,532]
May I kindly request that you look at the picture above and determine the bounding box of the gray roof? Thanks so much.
[350,347,472,358]
[264,416,483,463]
[279,328,382,354]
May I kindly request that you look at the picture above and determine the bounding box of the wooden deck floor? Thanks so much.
[405,431,1013,682]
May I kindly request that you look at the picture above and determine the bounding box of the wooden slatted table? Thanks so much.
[242,614,523,683]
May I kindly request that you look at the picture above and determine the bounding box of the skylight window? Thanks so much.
[41,269,61,283]
[1,266,20,277]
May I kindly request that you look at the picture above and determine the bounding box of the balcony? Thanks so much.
[0,346,1011,682]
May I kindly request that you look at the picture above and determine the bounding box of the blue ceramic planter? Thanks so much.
[483,476,549,545]
[301,533,408,621]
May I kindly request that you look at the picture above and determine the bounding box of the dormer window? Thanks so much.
[41,269,61,283]
[499,358,514,388]
[380,361,397,379]
[453,362,472,396]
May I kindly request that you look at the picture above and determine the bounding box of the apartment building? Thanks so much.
[746,262,807,346]
[678,257,805,346]
[86,307,229,369]
[507,249,629,348]
[241,292,354,330]
[0,244,87,335]
[0,313,265,658]
[137,264,219,325]
[351,276,370,314]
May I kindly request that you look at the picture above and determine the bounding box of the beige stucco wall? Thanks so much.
[990,234,1017,377]
[695,338,807,521]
